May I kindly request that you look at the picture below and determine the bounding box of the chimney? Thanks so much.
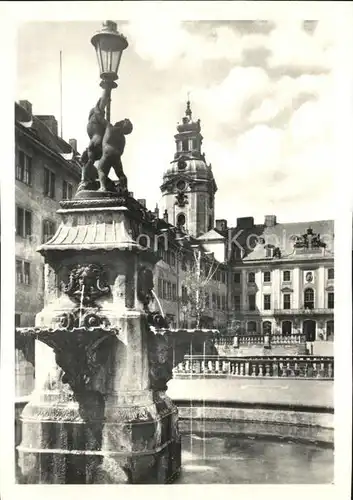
[154,204,160,218]
[264,215,277,227]
[36,115,58,136]
[19,100,33,116]
[163,210,169,223]
[236,217,254,229]
[137,198,146,208]
[69,138,77,153]
[216,219,228,232]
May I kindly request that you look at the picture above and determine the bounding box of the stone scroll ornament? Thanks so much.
[77,86,133,194]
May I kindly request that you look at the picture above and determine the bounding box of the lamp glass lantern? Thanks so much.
[91,21,128,82]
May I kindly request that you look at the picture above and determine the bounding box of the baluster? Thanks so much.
[273,361,278,377]
[240,363,244,376]
[312,362,317,378]
[265,364,271,377]
[207,360,212,373]
[328,362,333,378]
[258,364,264,377]
[215,360,219,373]
[280,362,286,377]
[244,361,249,376]
[251,362,256,376]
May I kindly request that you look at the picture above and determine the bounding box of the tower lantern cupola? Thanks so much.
[160,99,217,238]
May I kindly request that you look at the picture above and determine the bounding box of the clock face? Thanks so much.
[176,180,187,192]
[178,159,187,170]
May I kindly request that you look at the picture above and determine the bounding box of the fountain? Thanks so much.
[15,20,218,484]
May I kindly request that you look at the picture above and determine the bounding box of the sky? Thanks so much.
[16,18,337,225]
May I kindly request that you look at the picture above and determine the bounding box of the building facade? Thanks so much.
[154,102,334,341]
[15,100,81,396]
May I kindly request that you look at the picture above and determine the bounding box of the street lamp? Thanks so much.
[91,20,128,122]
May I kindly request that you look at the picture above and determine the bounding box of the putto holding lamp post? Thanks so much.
[78,20,132,194]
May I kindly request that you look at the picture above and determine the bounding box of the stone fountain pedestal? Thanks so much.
[17,194,183,484]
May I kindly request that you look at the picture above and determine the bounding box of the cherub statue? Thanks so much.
[78,88,110,191]
[96,118,133,192]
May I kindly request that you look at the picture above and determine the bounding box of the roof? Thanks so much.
[228,219,334,262]
[15,102,81,178]
[197,228,225,241]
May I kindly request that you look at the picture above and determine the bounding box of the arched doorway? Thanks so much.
[262,321,272,335]
[303,319,316,341]
[304,288,315,309]
[326,320,334,341]
[282,320,292,335]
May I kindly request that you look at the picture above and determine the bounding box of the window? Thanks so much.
[16,207,32,238]
[162,281,167,300]
[265,247,273,258]
[248,272,255,283]
[283,293,291,310]
[212,293,217,308]
[248,294,256,311]
[62,180,73,200]
[263,271,271,282]
[181,286,188,304]
[16,259,30,285]
[234,272,241,284]
[217,295,221,310]
[16,150,32,185]
[24,262,31,285]
[158,278,162,297]
[328,292,334,309]
[167,282,172,300]
[283,270,291,282]
[181,139,189,152]
[304,288,315,309]
[15,314,21,327]
[42,219,56,243]
[181,256,187,271]
[328,268,334,280]
[16,260,23,284]
[263,321,272,334]
[170,252,176,267]
[233,295,241,310]
[247,321,257,333]
[205,292,210,308]
[221,295,226,310]
[172,283,177,301]
[282,320,292,335]
[263,294,271,310]
[221,271,226,284]
[44,167,55,198]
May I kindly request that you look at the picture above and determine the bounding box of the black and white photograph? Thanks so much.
[0,1,352,497]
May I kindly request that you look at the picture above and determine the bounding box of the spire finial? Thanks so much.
[185,91,192,119]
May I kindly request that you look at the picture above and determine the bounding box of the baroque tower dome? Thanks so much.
[160,100,217,237]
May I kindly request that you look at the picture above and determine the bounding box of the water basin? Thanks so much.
[175,433,334,484]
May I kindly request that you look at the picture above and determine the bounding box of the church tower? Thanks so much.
[160,100,217,237]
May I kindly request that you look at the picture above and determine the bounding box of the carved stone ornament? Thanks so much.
[292,228,326,249]
[61,264,110,306]
[17,327,118,393]
[137,266,154,310]
[147,332,174,392]
[55,309,111,331]
[175,192,188,208]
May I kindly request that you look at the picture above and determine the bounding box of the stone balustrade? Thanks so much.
[213,333,306,347]
[173,355,334,379]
